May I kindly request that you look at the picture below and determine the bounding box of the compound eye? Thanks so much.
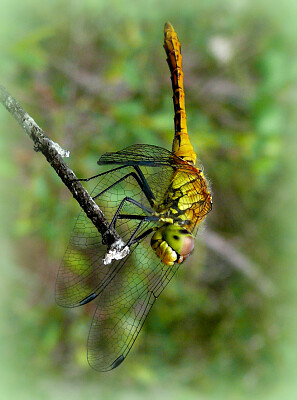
[180,235,194,256]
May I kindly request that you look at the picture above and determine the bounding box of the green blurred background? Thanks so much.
[0,0,296,398]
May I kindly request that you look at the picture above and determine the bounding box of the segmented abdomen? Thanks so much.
[163,22,186,135]
[163,22,196,165]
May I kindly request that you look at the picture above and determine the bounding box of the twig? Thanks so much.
[0,84,124,255]
[201,229,276,297]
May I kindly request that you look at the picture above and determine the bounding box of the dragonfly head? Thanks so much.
[151,223,194,265]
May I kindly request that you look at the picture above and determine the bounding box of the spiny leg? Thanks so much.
[117,214,158,246]
[75,165,129,182]
[109,197,153,231]
[77,165,156,208]
[86,168,157,241]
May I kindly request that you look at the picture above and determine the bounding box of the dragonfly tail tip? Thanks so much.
[164,21,174,33]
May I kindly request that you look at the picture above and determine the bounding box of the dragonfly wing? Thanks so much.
[98,144,178,167]
[87,235,180,371]
[56,167,154,307]
[56,208,107,307]
[56,153,189,309]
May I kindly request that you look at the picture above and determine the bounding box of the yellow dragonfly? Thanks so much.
[56,22,212,371]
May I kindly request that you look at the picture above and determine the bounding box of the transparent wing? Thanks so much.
[56,163,174,308]
[87,232,180,371]
[56,159,181,370]
[98,143,190,168]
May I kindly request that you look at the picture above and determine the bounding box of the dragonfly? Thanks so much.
[56,22,212,371]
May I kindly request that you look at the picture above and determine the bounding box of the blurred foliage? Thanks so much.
[0,0,296,398]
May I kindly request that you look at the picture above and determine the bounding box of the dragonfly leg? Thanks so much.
[75,165,131,182]
[116,212,158,245]
[125,219,150,246]
[78,165,156,208]
[93,170,155,208]
[109,197,153,230]
[113,213,156,246]
[133,166,155,206]
[128,226,155,246]
[102,197,154,244]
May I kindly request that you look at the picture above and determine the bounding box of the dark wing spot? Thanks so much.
[110,354,125,370]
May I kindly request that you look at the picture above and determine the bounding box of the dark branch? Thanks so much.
[0,84,123,253]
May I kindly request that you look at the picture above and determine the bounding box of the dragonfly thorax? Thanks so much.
[151,223,194,266]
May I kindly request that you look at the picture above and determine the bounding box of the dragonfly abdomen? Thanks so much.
[164,22,196,165]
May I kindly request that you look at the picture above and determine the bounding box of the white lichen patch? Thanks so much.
[103,239,130,265]
[49,140,70,158]
[5,95,14,108]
